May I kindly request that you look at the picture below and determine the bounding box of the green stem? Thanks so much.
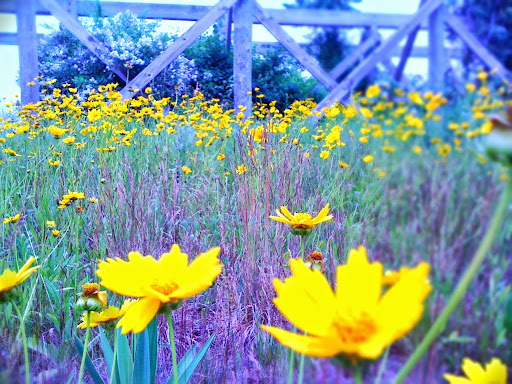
[287,345,295,384]
[394,174,512,383]
[354,365,363,384]
[166,312,178,384]
[77,312,91,384]
[375,347,390,384]
[297,236,306,384]
[110,329,118,384]
[13,303,30,384]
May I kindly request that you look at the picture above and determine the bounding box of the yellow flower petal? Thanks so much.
[117,297,160,334]
[272,259,336,336]
[261,325,342,358]
[336,246,382,313]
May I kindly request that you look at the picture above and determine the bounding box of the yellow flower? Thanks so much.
[269,204,333,235]
[3,213,21,224]
[181,166,192,174]
[261,247,431,359]
[46,220,56,228]
[412,146,422,154]
[363,155,373,163]
[319,150,330,159]
[52,230,60,237]
[77,300,135,329]
[0,257,40,298]
[339,161,349,168]
[444,358,507,384]
[236,164,247,175]
[62,136,76,144]
[216,153,225,161]
[96,245,222,334]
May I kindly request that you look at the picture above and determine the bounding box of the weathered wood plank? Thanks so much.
[314,0,443,113]
[330,30,381,81]
[428,4,445,87]
[254,3,337,91]
[17,0,40,105]
[233,0,253,111]
[0,32,45,45]
[395,0,425,82]
[39,0,127,82]
[255,42,463,59]
[0,0,429,29]
[119,0,238,99]
[445,14,510,79]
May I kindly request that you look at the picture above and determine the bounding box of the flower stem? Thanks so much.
[297,236,306,384]
[13,303,30,384]
[166,312,179,384]
[77,312,91,384]
[393,174,512,383]
[286,330,295,384]
[110,329,118,384]
[354,365,363,384]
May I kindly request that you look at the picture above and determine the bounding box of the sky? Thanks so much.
[0,0,426,102]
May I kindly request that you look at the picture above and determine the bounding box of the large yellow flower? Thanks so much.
[261,246,431,360]
[0,257,40,298]
[96,245,222,334]
[269,204,333,235]
[77,300,134,329]
[444,358,507,384]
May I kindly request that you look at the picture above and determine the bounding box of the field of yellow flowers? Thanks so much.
[1,73,511,383]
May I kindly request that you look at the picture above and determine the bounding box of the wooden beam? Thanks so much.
[38,0,127,82]
[428,4,445,87]
[330,30,381,81]
[253,2,337,91]
[0,0,429,29]
[395,0,425,82]
[314,0,443,113]
[17,0,40,105]
[255,42,463,59]
[233,0,253,111]
[445,14,510,80]
[0,32,45,45]
[119,0,238,99]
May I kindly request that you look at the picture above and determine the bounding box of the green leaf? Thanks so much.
[73,334,105,384]
[171,334,215,384]
[147,317,158,384]
[99,327,118,383]
[132,328,151,384]
[116,329,133,384]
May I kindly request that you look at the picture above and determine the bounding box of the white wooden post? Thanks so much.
[17,0,40,105]
[428,4,445,88]
[233,0,253,112]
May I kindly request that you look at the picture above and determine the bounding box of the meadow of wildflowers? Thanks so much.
[0,71,511,383]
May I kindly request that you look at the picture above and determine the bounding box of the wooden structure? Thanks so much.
[2,0,510,112]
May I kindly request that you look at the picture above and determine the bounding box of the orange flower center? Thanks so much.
[151,281,178,296]
[82,283,100,296]
[333,312,377,344]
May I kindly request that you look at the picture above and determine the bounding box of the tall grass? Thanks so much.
[0,79,511,383]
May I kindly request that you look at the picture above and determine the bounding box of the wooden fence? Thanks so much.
[2,0,510,113]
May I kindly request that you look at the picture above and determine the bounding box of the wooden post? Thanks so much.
[226,7,233,52]
[61,0,77,19]
[17,0,40,105]
[233,0,253,113]
[428,3,445,88]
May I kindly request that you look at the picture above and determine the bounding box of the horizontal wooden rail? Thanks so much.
[0,0,429,29]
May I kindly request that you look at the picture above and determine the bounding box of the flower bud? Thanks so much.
[76,283,107,313]
[304,251,326,273]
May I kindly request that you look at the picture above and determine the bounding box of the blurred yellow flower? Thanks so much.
[46,220,56,228]
[236,164,247,175]
[363,155,373,163]
[96,245,222,334]
[319,150,330,159]
[261,247,431,359]
[444,358,506,384]
[3,214,21,224]
[52,230,60,237]
[0,257,40,298]
[181,166,192,174]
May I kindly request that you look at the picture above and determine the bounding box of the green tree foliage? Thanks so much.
[37,11,322,109]
[456,0,512,70]
[285,0,360,72]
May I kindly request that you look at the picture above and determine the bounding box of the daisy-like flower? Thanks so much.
[3,213,21,224]
[96,245,222,334]
[77,300,135,329]
[444,357,507,384]
[261,246,431,360]
[0,257,40,298]
[269,204,333,236]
